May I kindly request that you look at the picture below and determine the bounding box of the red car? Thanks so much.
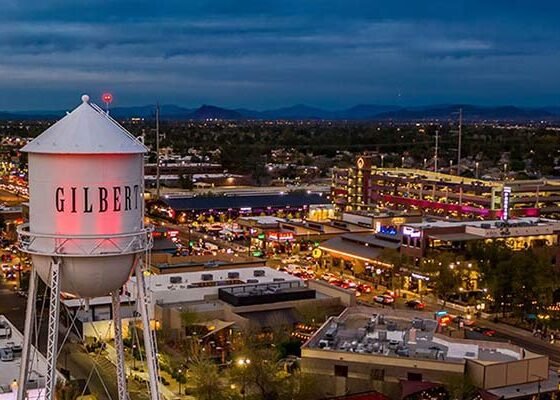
[340,279,357,289]
[405,300,425,310]
[472,326,496,337]
[357,283,372,294]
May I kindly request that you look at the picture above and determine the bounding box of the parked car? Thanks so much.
[340,279,357,289]
[356,283,372,294]
[471,326,496,337]
[405,300,425,310]
[374,295,395,305]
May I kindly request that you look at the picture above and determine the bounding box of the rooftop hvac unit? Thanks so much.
[272,278,285,282]
[227,272,240,279]
[378,330,387,341]
[201,274,213,281]
[253,270,265,277]
[169,276,182,284]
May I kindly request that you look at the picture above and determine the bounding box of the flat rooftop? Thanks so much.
[405,217,560,231]
[65,267,302,309]
[145,266,300,292]
[304,307,527,365]
[0,315,57,394]
[161,193,328,211]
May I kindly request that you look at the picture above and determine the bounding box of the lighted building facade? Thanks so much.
[332,156,560,220]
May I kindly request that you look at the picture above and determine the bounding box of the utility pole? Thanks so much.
[433,130,439,200]
[155,103,161,199]
[434,130,439,173]
[457,108,462,176]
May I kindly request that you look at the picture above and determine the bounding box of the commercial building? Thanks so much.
[400,217,560,261]
[301,306,558,399]
[318,233,398,284]
[148,252,264,274]
[237,213,371,256]
[332,156,560,219]
[151,192,330,222]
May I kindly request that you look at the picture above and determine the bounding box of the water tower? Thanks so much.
[16,95,160,400]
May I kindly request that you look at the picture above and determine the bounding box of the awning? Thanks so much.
[194,319,236,339]
[319,237,383,263]
[427,233,481,242]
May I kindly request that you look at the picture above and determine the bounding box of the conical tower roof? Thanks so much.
[22,94,147,154]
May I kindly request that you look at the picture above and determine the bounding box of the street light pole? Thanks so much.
[237,358,251,400]
[178,369,182,395]
[132,344,137,370]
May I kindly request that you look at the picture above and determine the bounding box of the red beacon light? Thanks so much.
[102,92,113,104]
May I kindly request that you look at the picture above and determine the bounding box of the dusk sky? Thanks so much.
[1,0,560,110]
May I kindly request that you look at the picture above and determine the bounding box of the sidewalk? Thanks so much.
[104,343,179,400]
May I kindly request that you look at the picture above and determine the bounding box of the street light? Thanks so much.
[177,368,183,395]
[475,161,479,179]
[401,156,405,168]
[423,158,427,169]
[237,358,251,400]
[380,154,385,168]
[132,344,137,370]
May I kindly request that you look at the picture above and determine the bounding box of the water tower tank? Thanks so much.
[18,95,151,298]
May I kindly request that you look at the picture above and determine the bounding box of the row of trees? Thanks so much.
[385,241,559,319]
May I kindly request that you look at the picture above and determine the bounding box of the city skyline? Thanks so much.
[1,0,560,110]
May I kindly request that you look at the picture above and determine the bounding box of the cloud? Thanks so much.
[0,1,559,109]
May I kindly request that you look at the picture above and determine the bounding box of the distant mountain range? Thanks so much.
[2,103,560,122]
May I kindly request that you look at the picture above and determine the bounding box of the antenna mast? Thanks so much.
[156,103,161,199]
[434,129,439,173]
[457,108,462,176]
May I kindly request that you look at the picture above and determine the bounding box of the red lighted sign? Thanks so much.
[266,232,295,241]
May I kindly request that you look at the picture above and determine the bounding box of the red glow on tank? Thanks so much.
[102,93,113,104]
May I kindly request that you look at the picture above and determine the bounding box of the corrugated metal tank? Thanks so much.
[21,95,148,298]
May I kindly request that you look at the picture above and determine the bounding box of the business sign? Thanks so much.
[403,226,421,238]
[266,232,295,242]
[55,184,141,213]
[502,186,511,221]
[312,248,323,259]
[357,157,365,169]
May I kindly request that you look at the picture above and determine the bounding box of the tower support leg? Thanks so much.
[134,260,160,400]
[112,290,128,400]
[45,258,61,400]
[17,267,38,400]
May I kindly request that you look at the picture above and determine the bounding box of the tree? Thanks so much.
[379,248,405,290]
[443,374,476,400]
[421,252,462,307]
[230,347,283,400]
[189,358,229,400]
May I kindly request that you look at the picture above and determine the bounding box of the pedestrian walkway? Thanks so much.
[104,343,179,400]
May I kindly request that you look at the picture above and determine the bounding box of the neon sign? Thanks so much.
[403,226,421,238]
[502,186,511,221]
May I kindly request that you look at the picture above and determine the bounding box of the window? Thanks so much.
[334,365,348,378]
[407,372,422,381]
